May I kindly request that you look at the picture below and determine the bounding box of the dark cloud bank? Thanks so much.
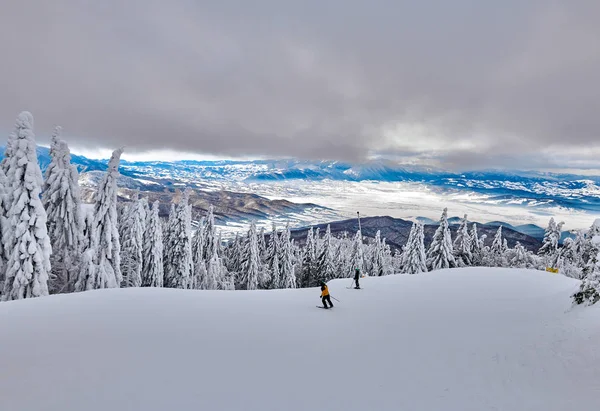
[1,0,599,169]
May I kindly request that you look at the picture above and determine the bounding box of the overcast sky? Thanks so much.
[1,0,599,169]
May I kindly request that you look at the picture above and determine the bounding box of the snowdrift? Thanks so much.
[1,268,599,411]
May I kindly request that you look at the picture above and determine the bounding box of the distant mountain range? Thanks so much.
[290,215,543,252]
[0,146,596,236]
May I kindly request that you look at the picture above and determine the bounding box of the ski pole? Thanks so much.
[331,296,340,303]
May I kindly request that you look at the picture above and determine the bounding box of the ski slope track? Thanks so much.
[1,268,600,411]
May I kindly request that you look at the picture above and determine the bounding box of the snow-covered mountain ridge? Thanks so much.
[1,268,598,411]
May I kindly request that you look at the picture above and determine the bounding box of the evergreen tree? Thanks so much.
[469,223,483,266]
[382,240,394,275]
[300,228,317,287]
[242,221,261,290]
[280,224,296,288]
[559,231,585,279]
[163,203,176,278]
[349,230,364,276]
[265,223,280,288]
[2,112,52,300]
[403,222,428,274]
[142,201,164,287]
[204,234,225,290]
[120,193,146,287]
[191,217,206,290]
[42,135,84,293]
[538,218,564,268]
[486,226,506,267]
[78,148,124,290]
[202,205,216,261]
[164,190,193,289]
[453,214,472,267]
[573,235,600,305]
[316,224,336,283]
[426,208,456,271]
[370,230,385,276]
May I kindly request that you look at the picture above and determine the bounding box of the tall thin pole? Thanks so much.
[357,211,361,232]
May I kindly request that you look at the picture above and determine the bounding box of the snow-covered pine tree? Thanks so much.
[42,136,84,293]
[266,223,280,288]
[280,224,297,288]
[538,218,564,268]
[573,235,600,305]
[120,192,146,287]
[399,223,416,271]
[486,226,506,267]
[559,231,585,279]
[370,230,385,276]
[163,203,176,278]
[349,229,365,276]
[469,223,482,266]
[2,112,52,300]
[258,226,267,262]
[204,231,225,290]
[509,242,530,268]
[382,240,394,275]
[404,222,428,274]
[191,217,207,289]
[142,201,164,287]
[202,205,216,262]
[242,221,261,290]
[300,228,316,287]
[426,208,456,271]
[316,224,336,283]
[453,214,472,267]
[88,148,124,289]
[164,190,193,289]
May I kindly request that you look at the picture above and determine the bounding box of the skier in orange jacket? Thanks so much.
[320,281,333,309]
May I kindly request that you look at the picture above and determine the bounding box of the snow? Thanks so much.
[1,268,599,411]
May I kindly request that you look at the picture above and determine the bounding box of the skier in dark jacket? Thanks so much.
[353,268,361,289]
[320,282,333,308]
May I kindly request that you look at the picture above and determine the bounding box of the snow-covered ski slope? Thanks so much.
[1,268,600,411]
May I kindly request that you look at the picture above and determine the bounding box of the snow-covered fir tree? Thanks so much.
[573,235,600,306]
[142,201,164,287]
[453,214,472,267]
[191,217,207,289]
[120,193,146,287]
[559,231,586,279]
[469,223,483,266]
[486,226,506,267]
[370,230,386,276]
[538,217,564,268]
[265,223,280,288]
[280,224,296,288]
[202,205,216,262]
[42,135,84,293]
[79,148,123,290]
[316,224,336,283]
[300,228,317,287]
[242,221,262,290]
[164,190,193,289]
[426,208,456,271]
[163,203,176,278]
[508,242,536,269]
[2,112,52,300]
[204,233,225,290]
[403,222,428,274]
[349,230,365,276]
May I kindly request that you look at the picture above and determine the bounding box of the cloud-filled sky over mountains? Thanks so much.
[0,0,599,169]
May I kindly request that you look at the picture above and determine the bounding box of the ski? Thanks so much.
[346,287,362,289]
[316,306,333,309]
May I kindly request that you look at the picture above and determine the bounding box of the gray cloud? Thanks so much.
[0,0,599,168]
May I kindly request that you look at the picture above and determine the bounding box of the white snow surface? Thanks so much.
[1,268,600,411]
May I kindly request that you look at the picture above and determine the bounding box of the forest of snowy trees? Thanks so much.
[1,112,600,307]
